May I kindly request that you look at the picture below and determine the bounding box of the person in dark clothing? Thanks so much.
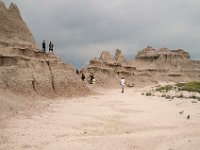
[81,73,85,81]
[90,73,94,84]
[42,40,46,52]
[49,41,54,53]
[76,69,79,75]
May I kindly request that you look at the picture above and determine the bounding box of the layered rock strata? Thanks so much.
[0,2,89,97]
[83,47,200,87]
[0,47,90,98]
[82,49,136,87]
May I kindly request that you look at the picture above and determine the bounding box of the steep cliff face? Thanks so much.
[0,47,90,97]
[0,2,36,48]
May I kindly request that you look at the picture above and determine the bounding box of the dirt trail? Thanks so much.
[1,88,200,150]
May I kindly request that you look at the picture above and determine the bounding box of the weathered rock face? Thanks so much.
[0,2,90,97]
[132,47,195,70]
[83,49,136,87]
[135,47,190,61]
[0,47,90,98]
[0,2,36,48]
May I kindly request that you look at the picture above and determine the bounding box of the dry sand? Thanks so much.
[0,87,200,150]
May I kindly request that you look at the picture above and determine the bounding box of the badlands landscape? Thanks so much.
[0,2,200,150]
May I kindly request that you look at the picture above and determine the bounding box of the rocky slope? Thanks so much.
[0,2,90,98]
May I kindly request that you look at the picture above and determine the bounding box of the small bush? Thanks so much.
[189,95,200,100]
[161,94,166,97]
[146,92,152,96]
[177,94,184,98]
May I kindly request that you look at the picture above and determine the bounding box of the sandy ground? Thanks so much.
[0,87,200,150]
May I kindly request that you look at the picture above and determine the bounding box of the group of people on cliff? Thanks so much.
[42,40,54,53]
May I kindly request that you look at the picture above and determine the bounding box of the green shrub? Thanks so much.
[176,82,200,92]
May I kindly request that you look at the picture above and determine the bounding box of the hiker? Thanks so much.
[120,77,126,93]
[90,73,94,84]
[92,77,96,84]
[76,69,79,75]
[49,41,54,53]
[81,73,85,81]
[42,40,46,52]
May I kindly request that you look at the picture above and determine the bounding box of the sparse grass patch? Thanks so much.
[176,82,200,93]
[146,82,200,100]
[155,85,173,93]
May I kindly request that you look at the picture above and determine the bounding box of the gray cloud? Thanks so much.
[4,0,200,67]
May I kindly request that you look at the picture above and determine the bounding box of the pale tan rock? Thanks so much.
[0,2,36,48]
[99,51,115,64]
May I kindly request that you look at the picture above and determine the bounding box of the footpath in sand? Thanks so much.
[0,88,200,150]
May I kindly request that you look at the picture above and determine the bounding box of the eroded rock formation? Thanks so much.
[114,49,126,65]
[82,49,136,87]
[83,47,200,87]
[131,47,193,70]
[0,2,36,48]
[0,2,89,97]
[0,47,90,97]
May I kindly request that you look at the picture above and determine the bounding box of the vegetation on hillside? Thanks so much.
[176,82,200,93]
[145,82,200,100]
[155,82,200,93]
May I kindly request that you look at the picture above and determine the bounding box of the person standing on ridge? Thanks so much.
[120,77,126,93]
[81,73,85,81]
[42,40,46,52]
[90,73,94,84]
[49,41,54,53]
[76,69,79,75]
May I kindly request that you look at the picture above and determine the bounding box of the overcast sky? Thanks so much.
[3,0,200,68]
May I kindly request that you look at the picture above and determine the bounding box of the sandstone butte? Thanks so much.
[0,1,200,98]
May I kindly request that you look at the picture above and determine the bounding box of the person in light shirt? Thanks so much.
[120,77,126,93]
